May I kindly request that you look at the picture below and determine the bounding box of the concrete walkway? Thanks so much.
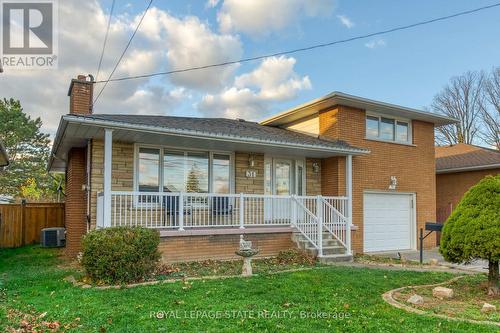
[371,248,488,273]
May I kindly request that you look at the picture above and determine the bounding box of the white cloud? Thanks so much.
[0,0,243,134]
[217,0,336,37]
[337,14,354,28]
[0,0,313,136]
[365,38,386,49]
[198,56,311,119]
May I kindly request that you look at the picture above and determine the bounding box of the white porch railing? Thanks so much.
[97,191,351,255]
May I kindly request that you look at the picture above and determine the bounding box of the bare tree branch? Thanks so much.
[431,71,485,145]
[481,67,500,150]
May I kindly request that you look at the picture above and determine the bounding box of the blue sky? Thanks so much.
[2,0,500,134]
[98,0,500,115]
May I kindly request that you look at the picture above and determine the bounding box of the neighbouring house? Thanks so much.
[0,140,9,167]
[435,143,500,224]
[49,75,456,262]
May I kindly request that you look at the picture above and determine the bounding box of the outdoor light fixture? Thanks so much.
[389,176,398,190]
[248,155,255,167]
[312,162,320,173]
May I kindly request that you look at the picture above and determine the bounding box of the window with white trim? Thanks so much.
[366,114,411,143]
[137,147,232,193]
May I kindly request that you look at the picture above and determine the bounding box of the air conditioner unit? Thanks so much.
[41,227,66,247]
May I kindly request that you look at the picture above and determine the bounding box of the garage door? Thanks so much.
[363,193,413,252]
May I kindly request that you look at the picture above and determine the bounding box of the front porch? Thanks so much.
[93,123,357,258]
[49,114,367,259]
[97,191,352,257]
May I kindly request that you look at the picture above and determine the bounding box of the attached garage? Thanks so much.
[363,192,415,252]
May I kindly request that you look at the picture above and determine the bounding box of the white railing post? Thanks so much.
[103,129,113,228]
[291,195,297,227]
[239,193,245,229]
[178,192,184,231]
[317,195,323,256]
[346,155,353,255]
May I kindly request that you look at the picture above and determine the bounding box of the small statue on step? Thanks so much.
[235,235,259,277]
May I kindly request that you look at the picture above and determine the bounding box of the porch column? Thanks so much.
[345,154,352,254]
[103,128,113,227]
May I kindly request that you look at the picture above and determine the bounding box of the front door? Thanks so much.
[265,158,295,222]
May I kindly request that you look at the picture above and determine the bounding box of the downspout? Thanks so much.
[86,139,92,232]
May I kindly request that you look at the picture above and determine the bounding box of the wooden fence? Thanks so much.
[0,202,65,248]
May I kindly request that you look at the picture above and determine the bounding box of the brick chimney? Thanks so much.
[68,74,94,115]
[64,74,93,257]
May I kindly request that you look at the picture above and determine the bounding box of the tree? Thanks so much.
[0,98,54,199]
[186,164,201,193]
[20,178,43,201]
[440,175,500,296]
[432,71,485,145]
[482,67,500,150]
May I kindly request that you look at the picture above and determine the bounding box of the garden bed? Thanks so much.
[392,274,499,324]
[72,248,319,287]
[354,254,428,267]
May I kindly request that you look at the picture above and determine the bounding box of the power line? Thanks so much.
[94,2,500,85]
[93,0,154,106]
[96,0,116,82]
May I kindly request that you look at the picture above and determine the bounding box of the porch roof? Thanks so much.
[48,114,369,172]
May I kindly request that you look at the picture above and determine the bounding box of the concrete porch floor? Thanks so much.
[370,247,488,273]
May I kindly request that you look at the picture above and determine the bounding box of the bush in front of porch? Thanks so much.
[81,227,161,284]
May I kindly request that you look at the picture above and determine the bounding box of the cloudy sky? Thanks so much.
[1,0,500,136]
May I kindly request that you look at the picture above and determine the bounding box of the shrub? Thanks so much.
[81,227,161,284]
[440,175,500,296]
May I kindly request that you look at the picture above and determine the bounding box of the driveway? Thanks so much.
[371,247,488,273]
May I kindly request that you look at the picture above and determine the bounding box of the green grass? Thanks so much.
[154,249,317,279]
[394,275,499,323]
[0,246,496,332]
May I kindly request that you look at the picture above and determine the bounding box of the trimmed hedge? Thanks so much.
[81,227,161,284]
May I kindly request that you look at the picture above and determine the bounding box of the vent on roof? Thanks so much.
[236,118,246,122]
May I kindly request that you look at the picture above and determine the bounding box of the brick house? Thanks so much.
[436,143,500,224]
[49,75,456,262]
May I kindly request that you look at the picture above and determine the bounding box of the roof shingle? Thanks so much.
[435,143,500,172]
[74,114,368,153]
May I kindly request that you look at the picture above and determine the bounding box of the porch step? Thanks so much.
[319,254,353,264]
[292,232,351,262]
[306,245,345,256]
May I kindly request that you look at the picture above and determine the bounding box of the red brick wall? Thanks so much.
[319,105,437,253]
[69,75,93,115]
[436,168,500,222]
[159,232,295,263]
[64,148,87,257]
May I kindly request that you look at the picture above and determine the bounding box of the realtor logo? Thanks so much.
[1,0,58,69]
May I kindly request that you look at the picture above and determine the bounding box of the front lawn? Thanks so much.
[0,246,496,332]
[394,275,499,322]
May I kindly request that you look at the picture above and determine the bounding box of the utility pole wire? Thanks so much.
[93,0,154,106]
[96,0,116,82]
[94,2,500,85]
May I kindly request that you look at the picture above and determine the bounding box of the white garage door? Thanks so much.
[363,193,413,252]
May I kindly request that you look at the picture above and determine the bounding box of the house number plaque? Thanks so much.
[245,170,257,178]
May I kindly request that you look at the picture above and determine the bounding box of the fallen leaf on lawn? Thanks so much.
[343,303,350,309]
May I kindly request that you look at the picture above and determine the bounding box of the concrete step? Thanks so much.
[294,237,342,247]
[319,254,353,264]
[306,246,346,256]
[293,233,338,242]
